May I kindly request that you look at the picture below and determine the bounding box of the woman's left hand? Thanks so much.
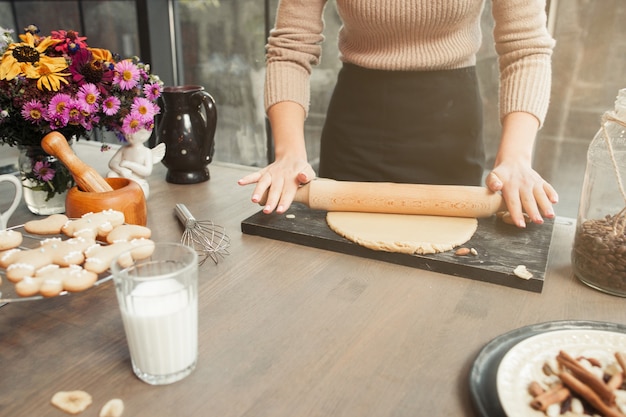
[488,112,559,228]
[486,162,558,228]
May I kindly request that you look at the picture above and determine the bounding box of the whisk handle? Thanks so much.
[175,203,196,228]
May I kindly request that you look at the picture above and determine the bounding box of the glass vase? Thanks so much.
[18,143,74,215]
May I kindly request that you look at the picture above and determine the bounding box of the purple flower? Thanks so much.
[131,97,158,120]
[121,111,143,135]
[65,99,86,126]
[113,60,140,90]
[33,160,55,182]
[21,100,46,123]
[102,96,121,116]
[48,93,72,118]
[143,82,162,101]
[77,83,100,112]
[46,111,70,130]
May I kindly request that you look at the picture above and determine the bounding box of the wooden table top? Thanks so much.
[1,162,624,417]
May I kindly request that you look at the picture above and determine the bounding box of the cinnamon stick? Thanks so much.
[529,383,569,411]
[557,350,616,405]
[528,380,546,397]
[559,372,626,417]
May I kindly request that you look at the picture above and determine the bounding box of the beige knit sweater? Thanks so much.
[265,0,555,125]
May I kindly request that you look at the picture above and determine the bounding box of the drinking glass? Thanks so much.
[111,242,198,385]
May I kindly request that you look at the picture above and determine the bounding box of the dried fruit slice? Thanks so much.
[514,265,533,280]
[99,398,124,417]
[51,390,93,415]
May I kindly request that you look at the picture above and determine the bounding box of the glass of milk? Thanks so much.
[111,242,198,385]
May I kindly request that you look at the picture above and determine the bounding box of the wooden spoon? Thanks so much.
[41,132,114,193]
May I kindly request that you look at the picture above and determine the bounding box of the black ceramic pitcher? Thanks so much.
[155,85,217,184]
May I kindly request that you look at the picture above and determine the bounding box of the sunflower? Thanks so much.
[0,32,68,90]
[32,59,70,91]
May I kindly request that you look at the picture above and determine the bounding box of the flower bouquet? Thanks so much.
[0,25,162,208]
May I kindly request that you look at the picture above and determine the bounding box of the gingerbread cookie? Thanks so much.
[84,239,155,274]
[15,264,98,297]
[1,236,95,282]
[62,210,125,239]
[106,224,152,244]
[1,247,54,282]
[0,209,155,298]
[40,237,96,266]
[24,214,69,235]
[0,229,22,251]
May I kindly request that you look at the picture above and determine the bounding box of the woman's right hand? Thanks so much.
[239,101,313,214]
[238,156,316,214]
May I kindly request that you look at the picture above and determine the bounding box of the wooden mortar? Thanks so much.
[41,132,147,226]
[65,178,147,226]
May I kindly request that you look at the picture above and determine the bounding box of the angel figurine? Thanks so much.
[107,128,166,198]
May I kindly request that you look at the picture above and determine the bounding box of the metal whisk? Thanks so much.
[175,203,230,265]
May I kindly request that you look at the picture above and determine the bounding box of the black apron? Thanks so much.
[318,63,485,186]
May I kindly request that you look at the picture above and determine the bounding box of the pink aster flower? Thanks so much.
[121,111,144,135]
[82,113,100,130]
[113,60,140,90]
[143,82,162,101]
[77,83,100,112]
[46,112,70,130]
[33,160,55,182]
[65,99,86,126]
[47,93,73,117]
[21,100,46,123]
[102,96,121,116]
[131,97,157,120]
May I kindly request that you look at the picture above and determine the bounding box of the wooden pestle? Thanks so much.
[41,132,114,193]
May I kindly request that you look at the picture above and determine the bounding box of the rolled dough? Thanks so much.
[326,212,478,255]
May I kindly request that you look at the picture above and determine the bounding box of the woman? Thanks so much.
[238,0,559,228]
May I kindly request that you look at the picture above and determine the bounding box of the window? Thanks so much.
[0,1,140,58]
[0,0,498,169]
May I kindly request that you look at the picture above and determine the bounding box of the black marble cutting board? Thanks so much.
[241,203,555,293]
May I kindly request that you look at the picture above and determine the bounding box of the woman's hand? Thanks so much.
[238,101,314,214]
[486,163,558,228]
[487,112,558,228]
[238,157,316,214]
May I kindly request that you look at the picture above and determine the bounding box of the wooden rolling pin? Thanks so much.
[42,132,114,193]
[282,179,505,218]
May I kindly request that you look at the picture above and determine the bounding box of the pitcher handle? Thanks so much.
[191,90,217,163]
[0,175,22,229]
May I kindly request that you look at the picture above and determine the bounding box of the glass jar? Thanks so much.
[572,88,626,296]
[18,142,74,215]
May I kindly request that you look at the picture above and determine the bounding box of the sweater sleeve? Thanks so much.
[491,0,555,127]
[264,0,328,116]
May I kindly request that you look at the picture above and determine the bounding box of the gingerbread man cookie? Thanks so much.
[62,210,125,239]
[1,246,55,283]
[106,224,152,244]
[0,229,22,251]
[0,236,95,282]
[84,239,155,274]
[24,214,69,235]
[40,237,96,266]
[15,264,98,297]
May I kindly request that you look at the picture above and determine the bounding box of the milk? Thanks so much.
[120,278,198,380]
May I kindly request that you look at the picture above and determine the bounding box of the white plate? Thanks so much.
[496,329,626,417]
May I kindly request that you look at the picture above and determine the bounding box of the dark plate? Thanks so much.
[469,320,626,417]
